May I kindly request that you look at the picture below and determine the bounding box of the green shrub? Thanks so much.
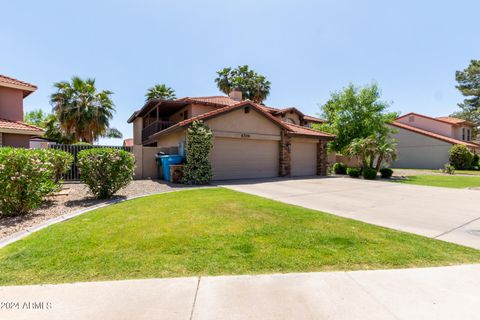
[0,148,72,216]
[78,148,135,199]
[333,162,347,174]
[362,168,378,180]
[448,145,474,170]
[347,167,361,178]
[442,163,456,175]
[182,121,213,184]
[472,153,479,168]
[44,149,73,182]
[379,168,393,179]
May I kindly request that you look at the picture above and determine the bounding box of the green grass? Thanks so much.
[393,168,480,176]
[394,175,480,189]
[0,188,479,286]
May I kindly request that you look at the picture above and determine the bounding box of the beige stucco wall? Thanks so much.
[206,108,281,137]
[390,125,452,169]
[453,125,474,141]
[0,87,24,122]
[133,146,177,179]
[156,130,186,148]
[397,115,454,138]
[277,112,301,125]
[1,133,31,148]
[133,117,143,145]
[190,104,217,117]
[169,106,189,123]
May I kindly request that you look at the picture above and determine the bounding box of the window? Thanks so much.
[462,128,465,140]
[467,129,471,141]
[183,110,188,120]
[286,117,296,124]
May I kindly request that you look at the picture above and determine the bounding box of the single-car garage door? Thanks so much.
[291,140,317,176]
[210,137,279,180]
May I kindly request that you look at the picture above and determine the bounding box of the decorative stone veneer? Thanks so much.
[317,140,328,176]
[279,130,291,176]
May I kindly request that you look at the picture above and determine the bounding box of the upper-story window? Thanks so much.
[467,129,471,141]
[183,110,188,120]
[462,128,466,141]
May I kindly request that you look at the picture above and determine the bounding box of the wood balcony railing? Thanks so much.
[142,120,176,142]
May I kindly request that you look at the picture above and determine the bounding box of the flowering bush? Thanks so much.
[182,120,213,184]
[78,148,135,199]
[0,148,73,216]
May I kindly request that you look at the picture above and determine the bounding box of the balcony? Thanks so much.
[142,120,176,142]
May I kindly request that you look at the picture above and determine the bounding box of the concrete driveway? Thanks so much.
[220,177,480,249]
[1,265,479,320]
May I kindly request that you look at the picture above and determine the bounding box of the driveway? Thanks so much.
[220,177,480,249]
[1,265,479,320]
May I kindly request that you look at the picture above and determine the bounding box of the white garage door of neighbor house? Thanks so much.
[291,141,317,176]
[210,137,279,180]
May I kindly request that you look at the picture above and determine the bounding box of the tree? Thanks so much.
[451,60,480,125]
[24,109,49,128]
[215,65,271,104]
[145,84,176,101]
[50,76,122,143]
[181,121,213,184]
[315,83,397,152]
[346,134,397,171]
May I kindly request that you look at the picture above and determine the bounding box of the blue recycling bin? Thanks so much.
[159,155,184,182]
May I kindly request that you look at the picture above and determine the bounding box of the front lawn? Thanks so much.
[0,188,479,285]
[395,175,480,189]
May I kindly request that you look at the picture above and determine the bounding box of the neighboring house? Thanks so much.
[29,137,57,149]
[389,112,480,169]
[128,90,333,180]
[123,138,133,147]
[0,75,44,147]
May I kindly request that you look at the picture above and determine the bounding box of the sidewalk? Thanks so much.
[1,264,479,320]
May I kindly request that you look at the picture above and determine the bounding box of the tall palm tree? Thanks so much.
[145,84,176,101]
[375,136,397,171]
[50,76,120,143]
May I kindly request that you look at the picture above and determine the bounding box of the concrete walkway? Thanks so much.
[220,177,480,249]
[1,265,479,319]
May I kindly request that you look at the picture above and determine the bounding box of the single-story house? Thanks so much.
[128,90,334,180]
[389,112,480,169]
[0,75,44,147]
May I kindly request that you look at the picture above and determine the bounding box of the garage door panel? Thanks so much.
[291,141,317,176]
[210,137,279,180]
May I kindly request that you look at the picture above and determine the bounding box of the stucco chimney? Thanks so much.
[228,88,243,101]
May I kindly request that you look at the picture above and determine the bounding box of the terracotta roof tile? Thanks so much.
[0,75,37,97]
[0,118,45,133]
[435,116,475,126]
[397,112,476,127]
[285,122,335,138]
[390,121,479,148]
[175,96,239,106]
[304,115,325,123]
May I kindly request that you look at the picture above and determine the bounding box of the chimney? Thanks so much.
[228,88,243,101]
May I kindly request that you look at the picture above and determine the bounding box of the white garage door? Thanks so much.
[210,137,279,180]
[291,141,317,176]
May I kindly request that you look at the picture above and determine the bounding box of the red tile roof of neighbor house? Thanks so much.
[123,138,133,147]
[390,121,480,148]
[0,118,45,133]
[175,96,239,106]
[150,101,334,140]
[0,75,37,97]
[397,112,476,127]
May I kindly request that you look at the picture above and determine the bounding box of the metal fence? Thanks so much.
[49,144,133,181]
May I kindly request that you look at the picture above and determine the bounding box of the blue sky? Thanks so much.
[2,0,479,145]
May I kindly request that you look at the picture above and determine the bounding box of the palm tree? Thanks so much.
[375,136,397,171]
[50,76,120,143]
[145,84,176,101]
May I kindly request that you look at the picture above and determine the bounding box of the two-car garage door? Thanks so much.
[210,137,319,180]
[210,137,279,180]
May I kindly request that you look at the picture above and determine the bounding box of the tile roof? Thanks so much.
[390,121,479,148]
[123,138,133,147]
[150,101,334,140]
[435,116,475,126]
[304,115,325,123]
[397,112,476,127]
[0,75,37,97]
[175,96,239,106]
[0,118,45,133]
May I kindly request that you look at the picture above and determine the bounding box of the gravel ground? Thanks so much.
[0,180,179,241]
